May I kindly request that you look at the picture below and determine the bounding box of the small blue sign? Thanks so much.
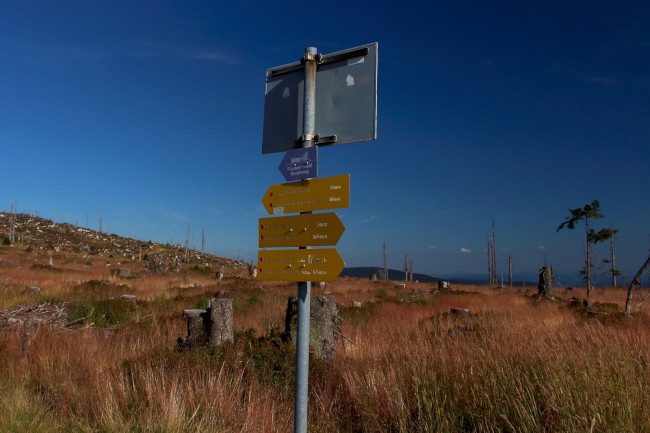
[278,147,318,181]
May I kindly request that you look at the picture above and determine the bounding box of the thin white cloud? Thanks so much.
[428,245,437,249]
[590,76,618,86]
[49,45,114,61]
[24,41,237,66]
[189,50,232,62]
[433,209,457,216]
[538,245,545,250]
[394,214,428,222]
[460,247,471,254]
[154,207,189,227]
[566,71,619,87]
[132,41,236,64]
[352,214,380,227]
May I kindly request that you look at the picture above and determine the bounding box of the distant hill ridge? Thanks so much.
[342,266,620,288]
[0,211,239,268]
[2,212,611,287]
[341,267,443,283]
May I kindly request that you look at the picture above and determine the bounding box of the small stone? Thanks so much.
[588,311,608,317]
[118,268,132,278]
[120,295,137,303]
[25,285,41,294]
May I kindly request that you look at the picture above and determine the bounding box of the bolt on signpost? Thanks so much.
[260,43,377,433]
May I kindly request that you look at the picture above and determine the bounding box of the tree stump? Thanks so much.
[284,296,338,361]
[208,298,233,346]
[182,309,209,348]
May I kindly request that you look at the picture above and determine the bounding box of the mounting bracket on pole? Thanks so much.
[295,134,338,146]
[301,52,322,63]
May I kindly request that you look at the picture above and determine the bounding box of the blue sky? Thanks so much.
[2,1,649,281]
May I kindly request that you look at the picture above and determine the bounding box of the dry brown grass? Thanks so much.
[1,245,649,432]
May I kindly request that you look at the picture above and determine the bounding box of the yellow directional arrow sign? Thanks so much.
[261,174,350,215]
[259,213,345,248]
[256,248,345,282]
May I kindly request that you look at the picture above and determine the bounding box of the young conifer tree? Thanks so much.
[557,200,617,303]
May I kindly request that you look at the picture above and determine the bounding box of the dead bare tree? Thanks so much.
[624,257,650,316]
[491,221,497,285]
[184,225,190,262]
[9,203,16,242]
[383,241,388,281]
[487,221,497,285]
[508,255,513,287]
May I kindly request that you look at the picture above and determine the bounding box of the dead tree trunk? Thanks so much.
[181,298,233,349]
[537,266,554,299]
[625,257,650,316]
[508,255,513,287]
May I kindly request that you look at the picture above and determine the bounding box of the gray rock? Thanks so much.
[120,295,137,303]
[25,285,41,294]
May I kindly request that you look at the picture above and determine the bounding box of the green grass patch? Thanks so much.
[67,298,139,327]
[189,265,212,275]
[339,302,378,327]
[0,381,59,433]
[29,264,63,272]
[70,280,130,300]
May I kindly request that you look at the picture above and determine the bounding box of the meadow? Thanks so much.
[1,244,649,432]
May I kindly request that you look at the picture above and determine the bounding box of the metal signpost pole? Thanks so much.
[295,46,318,433]
[262,42,376,432]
